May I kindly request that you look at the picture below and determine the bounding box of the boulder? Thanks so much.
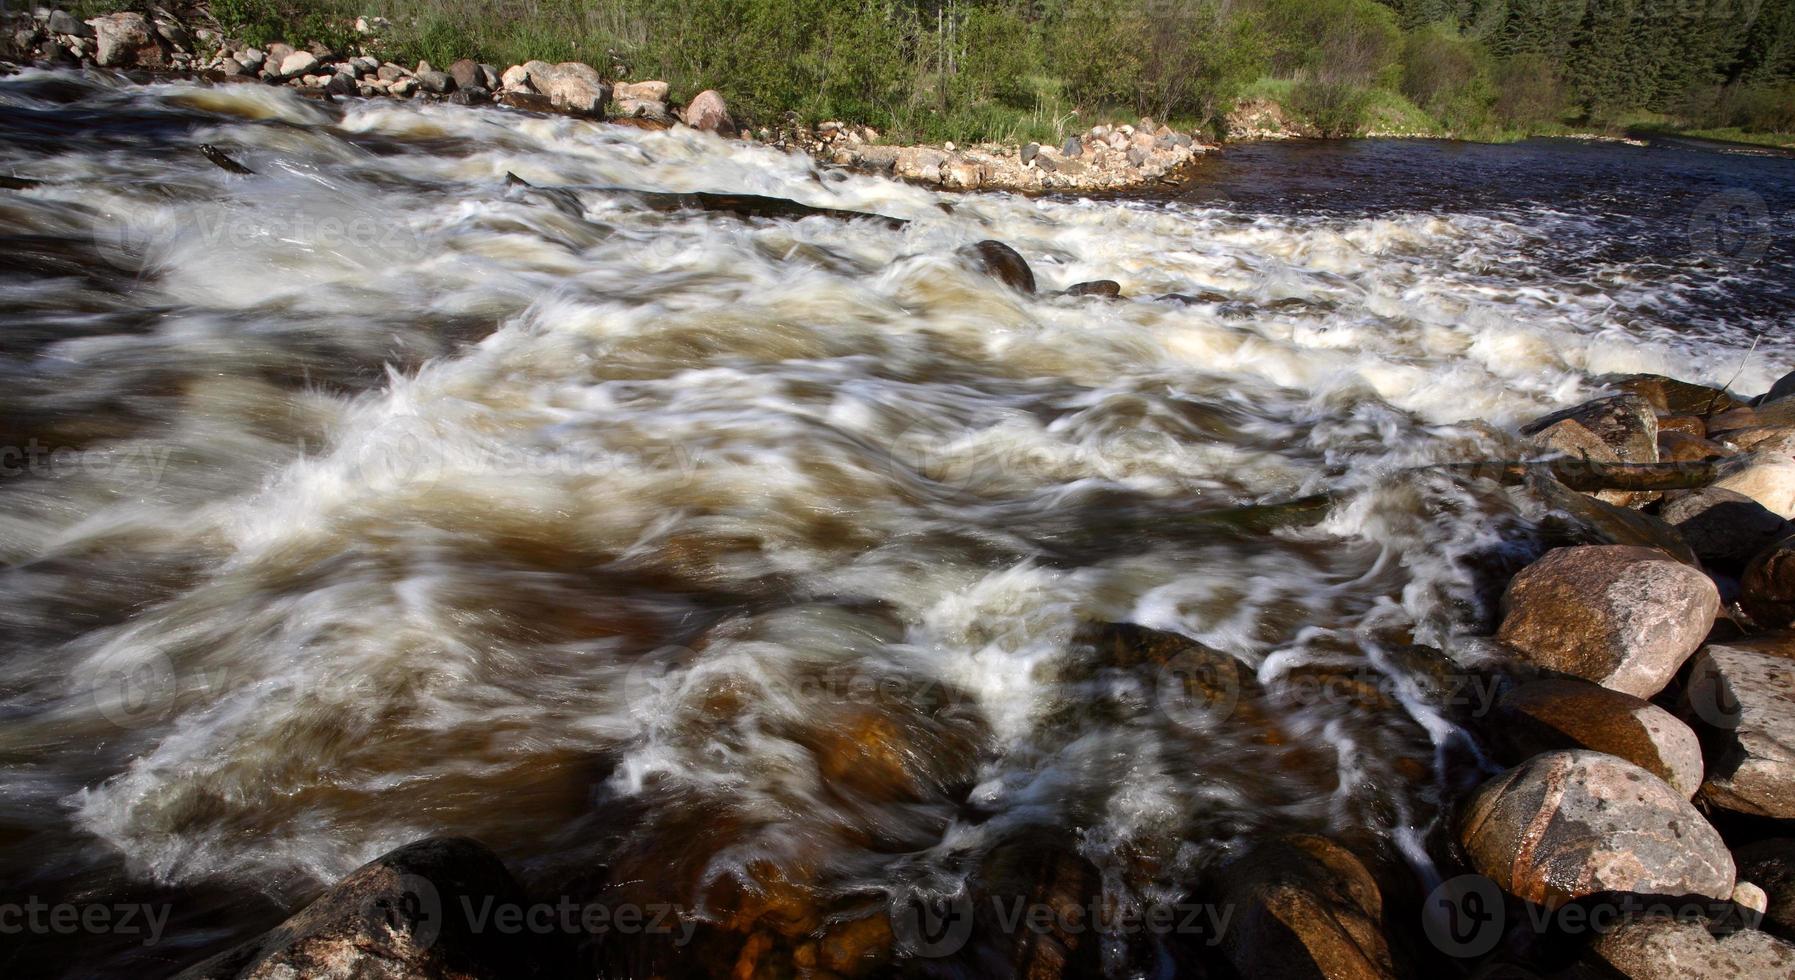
[1496,546,1719,697]
[1662,488,1787,572]
[1488,678,1704,797]
[277,50,318,80]
[1604,374,1741,416]
[500,63,529,91]
[448,86,491,105]
[1763,368,1795,405]
[173,837,532,979]
[1714,454,1795,518]
[1658,415,1709,438]
[1458,751,1734,909]
[86,12,163,68]
[961,240,1035,294]
[237,47,265,72]
[1733,839,1795,941]
[1020,142,1039,165]
[1588,916,1795,979]
[940,158,982,190]
[1213,836,1396,980]
[682,89,731,133]
[1681,637,1795,818]
[1525,394,1660,503]
[417,69,456,94]
[324,71,357,97]
[614,97,671,122]
[542,72,607,115]
[1062,136,1082,158]
[448,57,481,91]
[376,62,406,82]
[894,146,949,182]
[48,9,92,38]
[615,79,670,102]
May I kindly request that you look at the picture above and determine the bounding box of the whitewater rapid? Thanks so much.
[0,66,1785,975]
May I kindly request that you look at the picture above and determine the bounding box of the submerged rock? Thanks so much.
[1458,750,1734,909]
[1489,678,1704,797]
[174,837,531,979]
[1063,280,1121,298]
[1496,545,1718,697]
[1213,835,1396,980]
[1681,636,1795,819]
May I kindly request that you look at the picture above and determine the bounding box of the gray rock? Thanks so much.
[1062,136,1082,158]
[86,11,162,68]
[324,71,357,97]
[1588,916,1795,979]
[1765,368,1795,405]
[615,96,671,122]
[1021,142,1038,165]
[448,85,491,105]
[47,9,91,38]
[1662,487,1787,571]
[152,17,188,51]
[1126,145,1149,167]
[217,57,247,78]
[277,50,318,79]
[417,69,455,94]
[1458,750,1734,909]
[172,837,531,979]
[614,79,670,102]
[376,62,406,82]
[1064,280,1121,299]
[1496,545,1719,698]
[477,63,499,90]
[1681,637,1795,819]
[237,47,264,71]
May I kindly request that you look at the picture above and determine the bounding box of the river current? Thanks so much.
[1,67,1793,977]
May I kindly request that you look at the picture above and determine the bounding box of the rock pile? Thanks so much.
[813,118,1206,193]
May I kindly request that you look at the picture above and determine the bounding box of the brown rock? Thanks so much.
[1603,374,1740,416]
[961,240,1035,294]
[86,11,164,68]
[1458,750,1734,910]
[1064,280,1121,298]
[448,58,481,91]
[1489,678,1704,797]
[615,80,670,102]
[1659,414,1710,438]
[1659,430,1731,462]
[173,837,530,979]
[1214,836,1396,980]
[1746,539,1795,628]
[1681,636,1795,818]
[1588,915,1795,979]
[682,89,732,134]
[1496,545,1720,697]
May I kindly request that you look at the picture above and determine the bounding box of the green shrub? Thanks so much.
[1400,24,1493,132]
[1290,78,1372,136]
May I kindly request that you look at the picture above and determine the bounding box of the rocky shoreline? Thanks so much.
[154,242,1795,980]
[0,5,1210,196]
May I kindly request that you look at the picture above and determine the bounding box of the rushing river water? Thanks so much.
[2,67,1794,977]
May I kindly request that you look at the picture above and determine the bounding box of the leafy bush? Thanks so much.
[1290,78,1372,136]
[1492,52,1564,128]
[1400,24,1493,132]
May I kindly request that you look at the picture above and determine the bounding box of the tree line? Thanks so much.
[210,0,1795,141]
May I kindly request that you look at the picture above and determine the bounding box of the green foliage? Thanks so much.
[194,0,1795,142]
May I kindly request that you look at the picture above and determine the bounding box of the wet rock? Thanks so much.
[447,57,481,91]
[1496,545,1719,697]
[1659,414,1709,438]
[1605,374,1741,416]
[1530,474,1698,565]
[1662,488,1787,572]
[174,837,531,979]
[1458,750,1734,909]
[1488,678,1704,797]
[497,90,553,112]
[682,89,731,133]
[1064,280,1121,299]
[614,79,669,102]
[277,50,317,79]
[1681,636,1795,818]
[324,72,357,98]
[48,9,91,38]
[448,85,491,105]
[1764,368,1795,405]
[1524,394,1659,490]
[418,69,456,95]
[962,240,1035,294]
[1213,836,1396,980]
[1733,839,1795,940]
[1714,454,1795,518]
[1587,915,1795,979]
[969,833,1101,978]
[87,12,163,68]
[1659,430,1732,462]
[1745,537,1795,629]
